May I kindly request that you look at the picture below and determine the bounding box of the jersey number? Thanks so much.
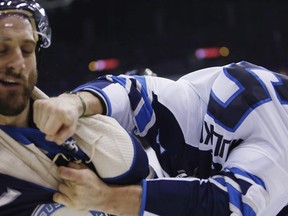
[0,188,21,207]
[207,62,288,131]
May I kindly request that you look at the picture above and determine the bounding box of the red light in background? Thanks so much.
[195,47,229,59]
[89,58,120,71]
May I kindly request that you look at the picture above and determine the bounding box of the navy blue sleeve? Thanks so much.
[143,167,267,216]
[71,77,114,116]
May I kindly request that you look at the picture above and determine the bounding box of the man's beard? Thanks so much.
[0,69,37,116]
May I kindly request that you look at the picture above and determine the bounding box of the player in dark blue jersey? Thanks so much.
[36,61,288,216]
[0,1,149,215]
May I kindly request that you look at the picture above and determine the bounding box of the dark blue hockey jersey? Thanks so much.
[0,117,149,215]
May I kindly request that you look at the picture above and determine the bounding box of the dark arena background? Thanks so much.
[37,0,288,96]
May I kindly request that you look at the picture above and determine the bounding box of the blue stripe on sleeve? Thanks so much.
[228,167,266,189]
[73,75,155,135]
[145,167,266,216]
[111,75,155,135]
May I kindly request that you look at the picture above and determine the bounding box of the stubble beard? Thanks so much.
[0,69,37,116]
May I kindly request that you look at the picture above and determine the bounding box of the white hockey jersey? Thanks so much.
[73,61,288,216]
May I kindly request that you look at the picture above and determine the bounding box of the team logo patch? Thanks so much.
[32,203,108,216]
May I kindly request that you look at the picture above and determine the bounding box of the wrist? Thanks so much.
[73,92,87,118]
[107,185,142,216]
[63,90,103,117]
[62,92,87,118]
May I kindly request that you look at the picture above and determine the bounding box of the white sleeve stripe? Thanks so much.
[234,173,262,187]
[146,177,201,182]
[209,178,227,192]
[242,195,259,214]
[134,99,145,116]
[211,175,257,215]
[125,78,132,92]
[224,175,241,191]
[211,172,262,215]
[230,203,243,216]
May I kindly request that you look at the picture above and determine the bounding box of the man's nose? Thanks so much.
[6,48,25,73]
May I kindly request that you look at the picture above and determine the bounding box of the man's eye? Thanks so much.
[22,47,35,56]
[0,45,8,53]
[22,49,34,55]
[21,44,35,56]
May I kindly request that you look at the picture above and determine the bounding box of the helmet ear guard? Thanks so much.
[0,0,51,49]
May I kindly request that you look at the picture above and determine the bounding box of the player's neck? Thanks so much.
[0,103,30,127]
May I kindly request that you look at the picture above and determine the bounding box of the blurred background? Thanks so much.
[37,0,288,96]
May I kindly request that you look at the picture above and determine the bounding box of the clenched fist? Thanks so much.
[33,93,83,144]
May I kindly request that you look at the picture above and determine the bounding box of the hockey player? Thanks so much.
[36,60,288,216]
[0,0,149,215]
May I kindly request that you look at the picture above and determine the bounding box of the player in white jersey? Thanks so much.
[36,61,288,215]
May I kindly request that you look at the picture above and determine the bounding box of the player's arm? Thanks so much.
[66,90,104,116]
[54,165,267,216]
[143,166,267,216]
[34,74,186,145]
[33,91,104,144]
[71,75,192,135]
[33,75,142,144]
[54,162,144,216]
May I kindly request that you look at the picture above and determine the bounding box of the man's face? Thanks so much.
[0,14,37,116]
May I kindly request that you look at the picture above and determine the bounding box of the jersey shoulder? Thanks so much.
[207,61,288,132]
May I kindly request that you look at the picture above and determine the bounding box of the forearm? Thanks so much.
[71,79,132,122]
[106,184,142,216]
[59,91,103,117]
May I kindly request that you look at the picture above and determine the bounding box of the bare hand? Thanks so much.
[54,163,143,215]
[53,163,110,212]
[33,94,82,144]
